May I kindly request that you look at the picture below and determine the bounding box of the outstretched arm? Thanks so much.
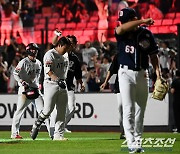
[116,18,154,35]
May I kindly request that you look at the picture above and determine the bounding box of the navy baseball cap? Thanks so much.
[118,7,137,23]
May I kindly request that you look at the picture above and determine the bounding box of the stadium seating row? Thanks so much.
[34,30,97,44]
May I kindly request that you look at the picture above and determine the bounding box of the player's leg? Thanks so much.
[117,92,125,139]
[34,95,50,136]
[53,90,68,140]
[118,69,136,149]
[49,107,57,138]
[30,82,57,140]
[11,86,31,138]
[134,70,148,152]
[65,90,76,132]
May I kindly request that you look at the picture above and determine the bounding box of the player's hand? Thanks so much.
[54,29,62,37]
[80,84,85,92]
[100,82,106,91]
[21,80,29,87]
[143,18,154,26]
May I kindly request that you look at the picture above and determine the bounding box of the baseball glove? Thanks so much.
[22,87,40,100]
[151,78,169,101]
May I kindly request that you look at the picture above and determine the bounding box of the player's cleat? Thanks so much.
[64,128,72,133]
[53,136,68,141]
[11,134,23,139]
[120,133,125,139]
[128,148,137,153]
[30,125,40,140]
[136,147,145,153]
[30,114,46,140]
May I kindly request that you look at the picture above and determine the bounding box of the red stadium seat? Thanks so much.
[173,18,180,24]
[89,16,99,22]
[59,18,65,23]
[148,26,159,34]
[83,30,97,40]
[52,13,60,18]
[34,30,44,44]
[76,22,87,29]
[55,23,66,30]
[83,29,94,36]
[86,22,98,30]
[78,35,90,44]
[43,13,52,18]
[169,25,177,34]
[158,26,170,33]
[49,18,59,24]
[175,13,180,18]
[48,23,56,30]
[39,18,46,24]
[34,24,45,31]
[153,20,162,26]
[62,30,74,36]
[73,30,83,37]
[162,19,173,25]
[66,22,76,29]
[34,18,39,24]
[164,13,176,19]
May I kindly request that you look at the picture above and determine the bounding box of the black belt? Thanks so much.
[120,65,142,71]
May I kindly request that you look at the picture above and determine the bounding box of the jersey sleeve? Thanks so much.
[145,29,159,55]
[43,52,53,74]
[37,60,42,80]
[13,59,24,82]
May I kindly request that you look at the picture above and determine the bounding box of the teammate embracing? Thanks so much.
[115,8,161,153]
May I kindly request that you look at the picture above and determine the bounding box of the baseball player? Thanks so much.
[50,32,85,135]
[30,36,71,141]
[115,8,161,153]
[11,43,50,139]
[100,53,125,139]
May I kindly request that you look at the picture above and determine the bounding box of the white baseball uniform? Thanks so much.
[11,57,50,138]
[42,48,69,139]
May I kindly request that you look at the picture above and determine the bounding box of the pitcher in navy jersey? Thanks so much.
[115,7,161,153]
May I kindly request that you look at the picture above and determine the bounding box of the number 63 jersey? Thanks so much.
[115,26,159,70]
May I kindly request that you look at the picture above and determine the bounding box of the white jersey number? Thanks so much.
[125,45,135,54]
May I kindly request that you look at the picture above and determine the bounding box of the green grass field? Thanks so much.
[0,131,179,154]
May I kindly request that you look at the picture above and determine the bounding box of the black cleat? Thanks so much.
[120,133,125,139]
[30,124,41,140]
[30,127,39,140]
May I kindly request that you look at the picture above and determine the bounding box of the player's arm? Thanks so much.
[13,60,29,86]
[52,29,62,46]
[116,18,154,35]
[149,54,161,79]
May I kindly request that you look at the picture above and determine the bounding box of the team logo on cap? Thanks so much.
[119,10,123,17]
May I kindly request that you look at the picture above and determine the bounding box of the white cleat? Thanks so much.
[53,136,68,141]
[64,128,72,133]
